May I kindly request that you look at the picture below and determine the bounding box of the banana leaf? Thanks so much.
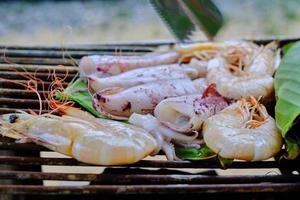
[275,41,300,159]
[175,145,216,160]
[55,78,103,118]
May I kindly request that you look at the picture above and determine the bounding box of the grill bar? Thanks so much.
[0,39,299,197]
[0,80,68,89]
[0,89,49,98]
[0,64,78,72]
[0,71,76,81]
[0,156,298,169]
[0,183,299,195]
[0,170,299,184]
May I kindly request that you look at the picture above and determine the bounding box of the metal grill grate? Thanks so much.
[0,38,300,198]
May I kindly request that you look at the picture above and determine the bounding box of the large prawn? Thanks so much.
[206,41,280,100]
[202,96,282,161]
[154,84,229,133]
[92,78,208,120]
[0,108,157,165]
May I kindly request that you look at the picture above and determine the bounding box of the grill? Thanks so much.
[0,38,300,199]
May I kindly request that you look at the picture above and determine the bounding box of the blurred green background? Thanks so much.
[1,0,300,45]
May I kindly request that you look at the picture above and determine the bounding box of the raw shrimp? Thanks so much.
[79,51,179,77]
[205,41,279,100]
[207,57,274,100]
[93,78,208,120]
[179,41,280,78]
[203,96,282,161]
[0,111,157,165]
[154,84,229,133]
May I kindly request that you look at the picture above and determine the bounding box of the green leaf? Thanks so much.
[282,42,295,55]
[275,41,300,159]
[217,155,233,169]
[175,145,216,160]
[55,78,103,118]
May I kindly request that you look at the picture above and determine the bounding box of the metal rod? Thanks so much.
[0,49,151,59]
[0,89,48,99]
[0,170,299,184]
[0,80,68,89]
[0,71,76,81]
[0,156,297,169]
[0,183,299,194]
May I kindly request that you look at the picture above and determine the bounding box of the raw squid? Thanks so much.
[154,84,229,133]
[129,113,200,160]
[203,96,282,161]
[93,78,208,120]
[88,64,194,92]
[0,110,157,165]
[79,51,179,77]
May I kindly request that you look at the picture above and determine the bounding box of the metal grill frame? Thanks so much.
[0,37,300,198]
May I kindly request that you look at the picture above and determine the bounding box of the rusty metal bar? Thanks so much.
[0,57,79,65]
[0,80,68,89]
[0,142,48,151]
[0,64,78,72]
[0,108,52,115]
[0,44,156,51]
[0,71,76,81]
[0,89,48,98]
[0,170,299,184]
[0,156,298,169]
[0,49,150,59]
[0,183,299,195]
[0,98,47,108]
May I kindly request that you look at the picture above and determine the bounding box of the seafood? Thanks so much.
[79,51,179,77]
[177,42,224,63]
[205,41,280,100]
[129,113,200,160]
[179,41,280,77]
[88,64,200,92]
[154,84,229,133]
[93,78,208,120]
[202,96,282,161]
[207,57,274,100]
[0,109,157,165]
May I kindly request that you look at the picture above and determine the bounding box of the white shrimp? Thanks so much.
[178,41,280,78]
[87,64,203,92]
[205,41,279,100]
[207,57,274,100]
[202,96,282,161]
[154,84,228,133]
[0,110,157,165]
[93,78,207,120]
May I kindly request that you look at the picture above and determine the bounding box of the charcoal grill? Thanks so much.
[0,37,300,199]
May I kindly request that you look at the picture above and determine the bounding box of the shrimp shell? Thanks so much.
[79,51,179,78]
[207,57,274,100]
[93,78,207,120]
[0,113,157,165]
[202,98,282,161]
